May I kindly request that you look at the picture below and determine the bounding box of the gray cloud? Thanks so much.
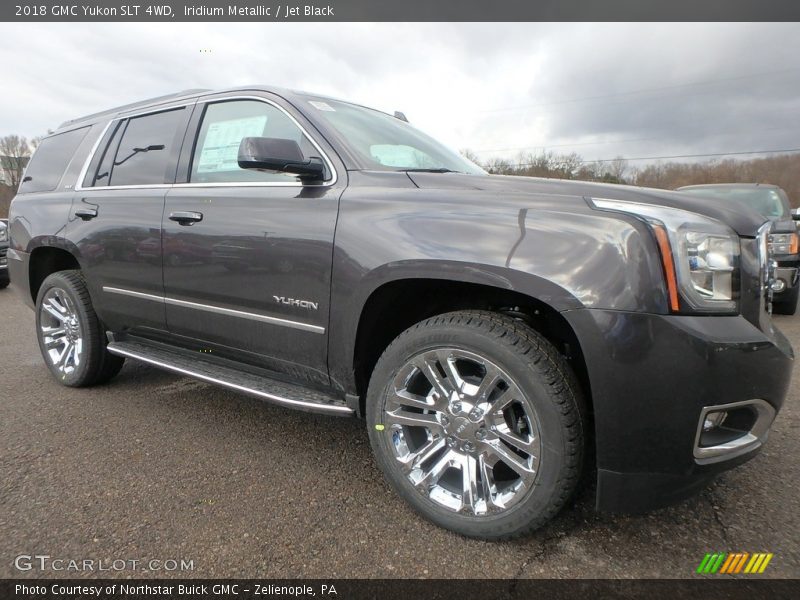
[1,22,798,165]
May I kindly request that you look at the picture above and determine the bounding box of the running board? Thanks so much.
[107,338,354,416]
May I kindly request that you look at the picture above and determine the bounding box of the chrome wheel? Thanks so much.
[384,348,542,516]
[39,287,83,376]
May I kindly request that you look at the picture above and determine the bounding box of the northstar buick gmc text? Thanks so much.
[6,87,793,539]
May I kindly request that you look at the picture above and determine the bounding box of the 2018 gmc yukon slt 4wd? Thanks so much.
[7,87,793,539]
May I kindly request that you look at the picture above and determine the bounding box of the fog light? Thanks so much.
[771,279,787,293]
[703,411,728,432]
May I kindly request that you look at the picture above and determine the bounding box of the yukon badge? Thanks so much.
[274,296,319,310]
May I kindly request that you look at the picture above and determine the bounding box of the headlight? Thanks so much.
[768,232,799,255]
[0,225,7,243]
[592,198,740,313]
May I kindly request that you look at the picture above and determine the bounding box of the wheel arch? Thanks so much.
[346,272,593,431]
[28,245,82,304]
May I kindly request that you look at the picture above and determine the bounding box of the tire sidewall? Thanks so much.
[366,318,579,538]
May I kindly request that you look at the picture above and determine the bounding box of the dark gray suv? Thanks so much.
[7,87,793,539]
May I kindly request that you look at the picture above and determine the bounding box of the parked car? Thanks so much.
[0,218,9,289]
[677,183,800,314]
[7,87,792,539]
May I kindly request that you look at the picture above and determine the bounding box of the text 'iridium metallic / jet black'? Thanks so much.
[6,85,793,539]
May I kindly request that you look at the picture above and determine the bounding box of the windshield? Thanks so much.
[681,186,791,220]
[301,97,486,175]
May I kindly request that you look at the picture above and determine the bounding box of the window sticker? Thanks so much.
[196,115,268,173]
[308,100,336,112]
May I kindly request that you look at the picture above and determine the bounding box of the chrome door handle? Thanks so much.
[169,211,203,226]
[74,208,98,220]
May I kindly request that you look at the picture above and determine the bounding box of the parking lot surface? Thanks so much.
[1,288,798,579]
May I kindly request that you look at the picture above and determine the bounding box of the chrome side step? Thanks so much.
[107,339,354,416]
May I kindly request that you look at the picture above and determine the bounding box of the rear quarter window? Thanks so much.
[17,126,90,193]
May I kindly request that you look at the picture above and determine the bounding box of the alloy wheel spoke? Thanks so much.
[42,301,68,322]
[57,342,74,369]
[414,450,454,489]
[44,336,66,350]
[411,355,453,400]
[494,427,536,455]
[486,440,536,478]
[72,339,82,367]
[435,350,465,393]
[390,388,436,411]
[470,365,502,403]
[478,454,499,511]
[460,454,480,513]
[385,409,442,430]
[399,437,446,473]
[490,388,517,413]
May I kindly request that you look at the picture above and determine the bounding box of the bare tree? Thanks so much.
[459,148,482,166]
[608,156,629,183]
[0,135,32,192]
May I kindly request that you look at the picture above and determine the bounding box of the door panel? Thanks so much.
[68,104,194,333]
[162,186,338,381]
[70,189,167,332]
[162,95,344,384]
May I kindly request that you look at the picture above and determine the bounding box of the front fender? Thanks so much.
[328,182,668,392]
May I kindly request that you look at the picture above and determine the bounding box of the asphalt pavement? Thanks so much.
[1,287,798,579]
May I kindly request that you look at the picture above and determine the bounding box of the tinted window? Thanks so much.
[190,100,320,184]
[107,108,186,186]
[300,95,485,175]
[18,127,90,193]
[87,121,124,187]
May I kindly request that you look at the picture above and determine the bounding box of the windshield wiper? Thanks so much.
[404,168,461,174]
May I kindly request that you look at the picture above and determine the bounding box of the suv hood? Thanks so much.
[407,173,769,237]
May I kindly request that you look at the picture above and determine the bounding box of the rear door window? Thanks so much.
[17,126,90,193]
[107,108,187,187]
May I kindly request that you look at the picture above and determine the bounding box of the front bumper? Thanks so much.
[563,308,793,514]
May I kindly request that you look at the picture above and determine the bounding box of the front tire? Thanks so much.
[366,311,585,540]
[35,270,124,387]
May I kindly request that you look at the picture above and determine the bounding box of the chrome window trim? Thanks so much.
[102,286,325,334]
[75,95,338,192]
[75,102,193,192]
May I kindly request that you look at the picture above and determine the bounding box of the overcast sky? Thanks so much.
[1,22,799,165]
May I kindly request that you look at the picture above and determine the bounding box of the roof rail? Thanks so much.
[58,89,211,128]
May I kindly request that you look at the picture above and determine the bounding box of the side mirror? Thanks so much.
[237,137,324,181]
[792,208,800,221]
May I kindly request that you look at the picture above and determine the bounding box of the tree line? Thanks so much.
[461,149,800,207]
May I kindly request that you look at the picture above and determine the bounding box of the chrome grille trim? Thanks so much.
[757,221,776,314]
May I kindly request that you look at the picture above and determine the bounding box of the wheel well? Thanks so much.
[353,279,592,417]
[28,247,81,303]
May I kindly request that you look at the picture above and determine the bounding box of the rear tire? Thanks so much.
[35,270,124,387]
[366,310,585,540]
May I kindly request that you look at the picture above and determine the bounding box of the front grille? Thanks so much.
[758,222,776,314]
